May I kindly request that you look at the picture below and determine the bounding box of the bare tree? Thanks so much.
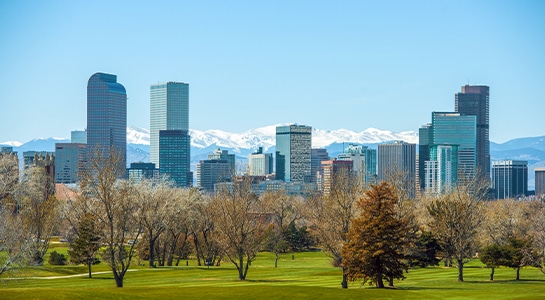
[78,148,143,287]
[210,177,266,280]
[527,201,545,274]
[19,166,60,265]
[306,168,365,288]
[425,173,487,282]
[0,206,31,276]
[0,152,19,205]
[191,197,221,267]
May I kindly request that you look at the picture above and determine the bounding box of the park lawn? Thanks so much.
[1,251,544,300]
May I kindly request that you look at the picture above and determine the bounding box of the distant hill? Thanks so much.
[2,126,543,190]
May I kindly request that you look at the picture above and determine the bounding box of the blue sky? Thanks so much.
[1,0,544,143]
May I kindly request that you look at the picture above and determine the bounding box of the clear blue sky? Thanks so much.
[1,0,544,144]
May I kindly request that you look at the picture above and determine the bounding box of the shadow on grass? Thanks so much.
[464,279,545,284]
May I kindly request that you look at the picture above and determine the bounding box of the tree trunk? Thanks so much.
[88,261,92,278]
[489,267,494,281]
[114,273,123,288]
[388,276,394,287]
[341,269,348,289]
[457,258,464,282]
[376,273,384,288]
[149,238,156,268]
[516,267,520,280]
[274,250,279,268]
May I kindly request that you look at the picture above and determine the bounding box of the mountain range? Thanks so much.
[2,126,543,190]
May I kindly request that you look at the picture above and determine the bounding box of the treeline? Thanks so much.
[1,152,545,289]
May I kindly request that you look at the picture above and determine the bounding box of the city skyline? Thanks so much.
[1,1,544,143]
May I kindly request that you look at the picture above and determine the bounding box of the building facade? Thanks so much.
[54,143,87,184]
[276,124,312,183]
[208,148,235,171]
[320,159,353,195]
[248,147,273,176]
[535,167,545,197]
[71,130,87,144]
[159,130,192,187]
[196,160,232,192]
[87,72,127,174]
[337,144,377,183]
[418,123,432,191]
[492,160,528,199]
[424,144,458,194]
[377,141,416,180]
[127,162,159,183]
[150,82,189,168]
[455,85,490,180]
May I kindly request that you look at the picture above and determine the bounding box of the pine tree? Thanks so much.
[342,182,408,288]
[69,213,101,278]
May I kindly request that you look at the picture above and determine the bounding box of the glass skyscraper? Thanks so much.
[455,85,490,180]
[276,124,312,183]
[492,160,528,199]
[159,130,192,187]
[87,72,127,174]
[150,82,189,168]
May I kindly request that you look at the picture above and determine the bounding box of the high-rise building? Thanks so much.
[71,130,87,144]
[418,123,432,191]
[311,148,330,184]
[492,160,528,199]
[455,85,490,180]
[54,143,87,184]
[337,144,377,183]
[87,72,127,174]
[150,82,189,168]
[276,124,312,183]
[535,167,545,197]
[248,147,273,176]
[378,141,416,181]
[424,144,458,194]
[320,159,353,195]
[127,162,159,183]
[159,130,192,187]
[208,148,235,171]
[197,160,232,192]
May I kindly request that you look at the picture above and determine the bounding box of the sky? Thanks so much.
[0,0,544,144]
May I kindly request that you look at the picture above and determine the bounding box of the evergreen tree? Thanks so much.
[69,213,101,278]
[342,182,409,288]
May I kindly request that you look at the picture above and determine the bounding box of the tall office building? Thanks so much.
[378,141,416,181]
[208,148,235,171]
[455,85,490,180]
[197,160,232,192]
[150,82,189,168]
[159,130,192,187]
[535,167,545,197]
[71,130,87,144]
[54,143,87,184]
[87,72,127,174]
[127,162,159,183]
[248,147,273,176]
[311,148,330,183]
[321,159,353,195]
[424,144,458,194]
[418,123,432,191]
[276,125,312,183]
[492,160,528,199]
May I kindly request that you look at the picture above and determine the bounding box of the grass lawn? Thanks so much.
[1,250,544,299]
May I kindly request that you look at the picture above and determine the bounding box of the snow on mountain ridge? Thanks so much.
[128,124,418,150]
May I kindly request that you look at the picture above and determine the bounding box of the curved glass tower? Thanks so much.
[87,72,127,174]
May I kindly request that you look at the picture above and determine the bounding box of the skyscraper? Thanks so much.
[276,124,312,183]
[54,143,87,184]
[535,167,545,197]
[87,72,127,173]
[150,82,189,168]
[492,160,528,199]
[377,141,416,182]
[455,85,490,180]
[159,130,192,187]
[418,123,432,191]
[248,147,273,176]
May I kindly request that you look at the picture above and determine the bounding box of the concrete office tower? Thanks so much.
[248,147,273,176]
[159,130,192,187]
[197,160,232,192]
[276,124,312,183]
[321,159,353,195]
[492,160,528,199]
[71,130,87,144]
[378,141,416,181]
[208,148,235,171]
[535,167,545,197]
[150,82,189,168]
[455,85,490,180]
[87,72,127,174]
[54,143,87,184]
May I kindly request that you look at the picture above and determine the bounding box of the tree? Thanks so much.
[19,166,60,265]
[210,177,266,280]
[69,212,102,278]
[425,174,487,282]
[342,182,409,288]
[479,243,503,281]
[0,206,31,276]
[0,152,19,206]
[78,147,143,287]
[528,201,545,275]
[306,168,364,288]
[502,237,535,281]
[406,231,441,268]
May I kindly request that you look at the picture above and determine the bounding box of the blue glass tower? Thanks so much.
[87,72,127,174]
[275,125,312,183]
[159,130,192,187]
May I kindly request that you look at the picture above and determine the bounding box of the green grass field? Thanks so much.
[1,249,544,300]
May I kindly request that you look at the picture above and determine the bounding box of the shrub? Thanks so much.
[48,251,67,265]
